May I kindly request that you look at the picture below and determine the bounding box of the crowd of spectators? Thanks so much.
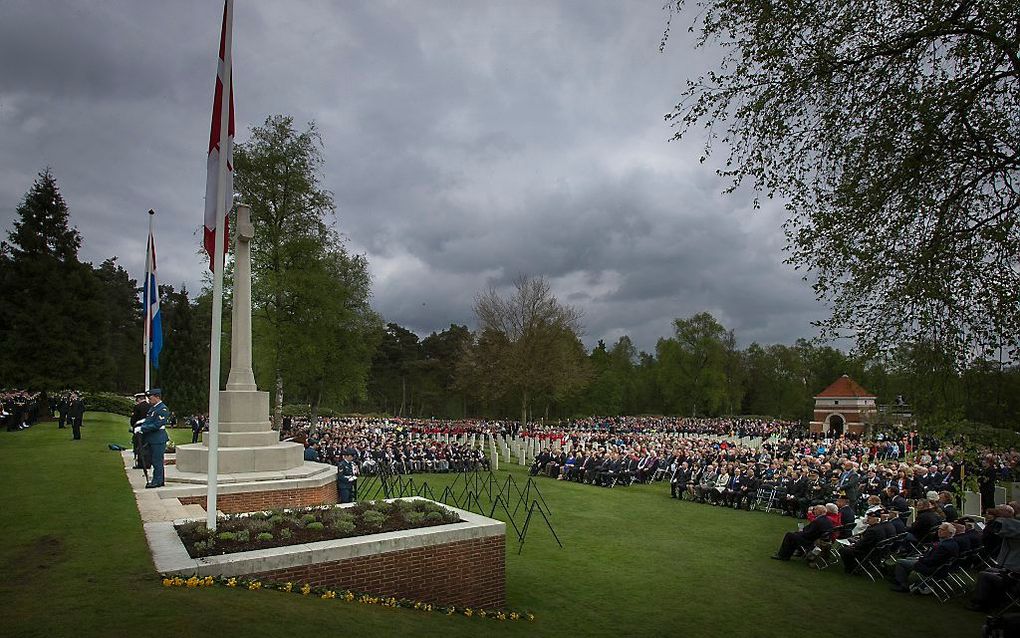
[290,417,504,477]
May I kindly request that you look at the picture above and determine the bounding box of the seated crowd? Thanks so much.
[291,417,504,477]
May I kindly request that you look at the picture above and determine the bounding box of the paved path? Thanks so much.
[120,451,219,523]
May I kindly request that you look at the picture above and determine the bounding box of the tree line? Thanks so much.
[3,115,1017,430]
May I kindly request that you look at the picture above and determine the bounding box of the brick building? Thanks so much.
[809,374,876,436]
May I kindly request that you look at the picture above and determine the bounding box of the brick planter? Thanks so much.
[177,481,337,514]
[148,499,506,608]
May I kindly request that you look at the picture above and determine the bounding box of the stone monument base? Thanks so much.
[160,461,338,514]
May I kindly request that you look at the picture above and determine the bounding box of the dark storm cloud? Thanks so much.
[0,0,825,353]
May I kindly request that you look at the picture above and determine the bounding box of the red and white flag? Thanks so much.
[203,0,234,272]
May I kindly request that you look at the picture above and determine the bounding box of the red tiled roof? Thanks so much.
[815,375,875,398]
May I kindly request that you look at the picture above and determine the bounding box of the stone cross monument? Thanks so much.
[174,205,306,476]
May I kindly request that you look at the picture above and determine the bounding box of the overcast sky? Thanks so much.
[0,0,825,353]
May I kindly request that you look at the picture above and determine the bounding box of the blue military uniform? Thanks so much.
[337,451,357,503]
[137,392,170,488]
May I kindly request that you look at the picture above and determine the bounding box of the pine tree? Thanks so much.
[0,169,108,389]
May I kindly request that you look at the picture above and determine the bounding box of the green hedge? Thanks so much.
[84,392,134,417]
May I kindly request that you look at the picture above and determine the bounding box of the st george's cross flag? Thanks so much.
[203,0,235,272]
[143,228,163,368]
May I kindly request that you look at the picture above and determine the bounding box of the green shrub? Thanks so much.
[306,521,325,531]
[393,499,416,512]
[406,511,426,526]
[300,513,318,524]
[279,528,292,540]
[425,511,443,524]
[330,520,356,535]
[256,532,273,542]
[193,540,208,554]
[269,514,285,525]
[371,501,393,514]
[243,518,273,534]
[322,509,356,527]
[83,392,134,417]
[235,530,250,542]
[217,532,236,542]
[361,509,387,530]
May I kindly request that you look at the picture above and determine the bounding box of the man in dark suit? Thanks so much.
[189,414,203,444]
[840,509,891,573]
[908,499,945,543]
[67,393,85,440]
[133,389,170,488]
[890,523,960,592]
[836,493,856,537]
[836,462,861,504]
[884,486,910,516]
[771,505,835,560]
[56,395,68,429]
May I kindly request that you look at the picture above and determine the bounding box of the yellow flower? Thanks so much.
[479,609,487,618]
[226,578,237,588]
[186,576,200,588]
[497,612,506,621]
[510,612,520,621]
[301,583,311,596]
[173,577,185,587]
[203,576,214,587]
[343,592,354,602]
[526,612,535,622]
[447,607,456,616]
[321,590,336,599]
[162,578,172,587]
[464,608,473,617]
[283,582,293,592]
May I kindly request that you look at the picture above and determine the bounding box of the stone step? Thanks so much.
[204,430,280,447]
[216,420,275,433]
[175,441,304,474]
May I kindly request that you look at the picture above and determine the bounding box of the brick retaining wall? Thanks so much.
[178,481,337,514]
[248,535,505,608]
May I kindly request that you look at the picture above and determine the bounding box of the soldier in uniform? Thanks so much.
[130,392,149,470]
[337,449,357,503]
[133,388,170,488]
[67,393,85,440]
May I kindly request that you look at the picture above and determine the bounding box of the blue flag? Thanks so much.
[144,229,163,368]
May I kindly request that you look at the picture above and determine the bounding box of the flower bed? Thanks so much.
[176,499,461,558]
[160,574,532,622]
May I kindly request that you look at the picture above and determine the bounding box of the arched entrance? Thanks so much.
[827,414,845,437]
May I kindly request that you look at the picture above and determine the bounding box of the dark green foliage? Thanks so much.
[235,114,380,426]
[304,522,324,531]
[158,286,208,416]
[359,510,386,531]
[661,1,1020,361]
[0,170,119,390]
[82,392,134,417]
[255,532,273,542]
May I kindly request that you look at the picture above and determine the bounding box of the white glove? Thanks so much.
[134,419,146,425]
[133,426,142,434]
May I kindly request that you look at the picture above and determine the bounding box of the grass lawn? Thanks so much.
[0,413,981,638]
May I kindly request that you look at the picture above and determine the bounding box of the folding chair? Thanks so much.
[910,558,966,602]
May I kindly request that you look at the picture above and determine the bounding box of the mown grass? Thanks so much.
[0,413,981,638]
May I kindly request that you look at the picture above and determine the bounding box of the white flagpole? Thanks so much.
[206,0,233,531]
[144,209,154,391]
